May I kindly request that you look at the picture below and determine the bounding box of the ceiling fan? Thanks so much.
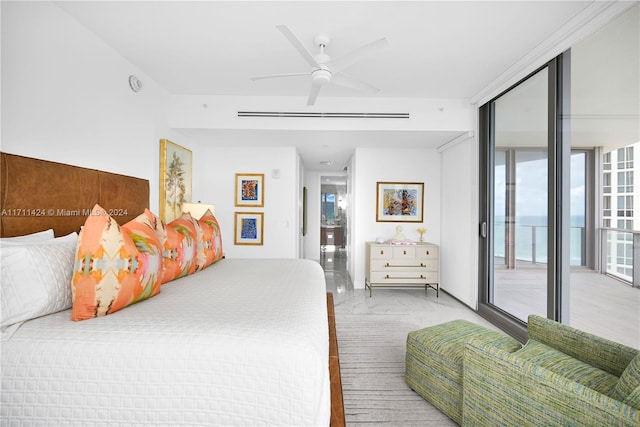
[251,25,388,106]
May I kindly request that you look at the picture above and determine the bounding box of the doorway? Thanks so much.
[320,176,348,281]
[320,176,347,253]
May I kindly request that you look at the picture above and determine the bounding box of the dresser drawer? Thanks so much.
[370,246,392,259]
[370,259,429,271]
[370,271,438,284]
[416,245,439,259]
[392,246,416,258]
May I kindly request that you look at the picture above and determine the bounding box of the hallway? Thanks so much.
[320,247,351,299]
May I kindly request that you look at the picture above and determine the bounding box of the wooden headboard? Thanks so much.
[0,152,150,237]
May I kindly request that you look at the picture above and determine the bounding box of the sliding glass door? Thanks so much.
[491,69,549,321]
[479,4,639,347]
[480,59,563,340]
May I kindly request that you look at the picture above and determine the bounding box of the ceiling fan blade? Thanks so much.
[251,72,309,81]
[331,72,380,94]
[276,25,321,69]
[327,37,388,72]
[307,83,322,106]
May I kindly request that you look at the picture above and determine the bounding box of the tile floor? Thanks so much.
[321,248,639,349]
[321,248,498,329]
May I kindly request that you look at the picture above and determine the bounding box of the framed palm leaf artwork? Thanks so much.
[160,139,192,223]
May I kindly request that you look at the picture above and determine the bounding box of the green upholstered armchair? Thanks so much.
[462,315,640,427]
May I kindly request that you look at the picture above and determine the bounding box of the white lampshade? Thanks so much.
[182,202,215,219]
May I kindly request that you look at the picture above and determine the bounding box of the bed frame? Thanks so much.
[0,152,148,238]
[0,151,345,426]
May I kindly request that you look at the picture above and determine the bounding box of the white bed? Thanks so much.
[1,258,331,426]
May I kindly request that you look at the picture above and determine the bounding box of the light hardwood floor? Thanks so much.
[494,266,640,348]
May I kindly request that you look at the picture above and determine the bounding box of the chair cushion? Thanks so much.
[612,353,640,403]
[405,319,521,425]
[623,385,640,410]
[514,339,619,395]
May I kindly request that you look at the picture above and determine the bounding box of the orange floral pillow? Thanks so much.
[199,209,224,266]
[180,212,207,272]
[71,205,163,321]
[161,213,198,283]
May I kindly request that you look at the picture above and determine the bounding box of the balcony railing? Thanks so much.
[495,224,640,288]
[494,224,586,266]
[600,227,640,287]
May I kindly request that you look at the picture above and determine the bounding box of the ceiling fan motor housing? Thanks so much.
[312,68,332,86]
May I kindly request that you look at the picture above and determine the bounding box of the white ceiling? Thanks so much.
[55,0,595,170]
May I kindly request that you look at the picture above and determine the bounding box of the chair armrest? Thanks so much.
[462,339,640,427]
[527,315,638,377]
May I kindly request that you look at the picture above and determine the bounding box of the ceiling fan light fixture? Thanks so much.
[312,68,332,86]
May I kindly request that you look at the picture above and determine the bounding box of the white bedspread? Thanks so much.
[1,259,330,426]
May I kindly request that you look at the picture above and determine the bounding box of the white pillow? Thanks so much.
[1,232,78,328]
[0,229,54,243]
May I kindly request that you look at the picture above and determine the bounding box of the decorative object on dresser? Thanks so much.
[365,242,439,297]
[160,139,192,223]
[376,181,424,222]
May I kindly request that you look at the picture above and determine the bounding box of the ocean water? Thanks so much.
[494,215,585,265]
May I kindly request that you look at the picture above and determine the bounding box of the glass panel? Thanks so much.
[570,152,586,266]
[321,193,336,222]
[491,68,548,322]
[494,150,506,262]
[566,3,639,348]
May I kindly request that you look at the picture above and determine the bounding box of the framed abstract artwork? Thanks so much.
[376,181,424,222]
[160,139,192,223]
[235,173,264,207]
[234,212,264,245]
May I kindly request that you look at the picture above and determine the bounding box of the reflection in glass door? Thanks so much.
[491,68,549,322]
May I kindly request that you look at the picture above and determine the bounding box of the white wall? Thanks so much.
[1,1,301,260]
[192,145,299,259]
[351,147,441,289]
[439,135,478,308]
[1,1,185,213]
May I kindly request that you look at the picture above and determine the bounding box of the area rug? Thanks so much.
[334,311,457,426]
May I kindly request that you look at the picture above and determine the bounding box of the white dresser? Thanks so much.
[365,242,439,297]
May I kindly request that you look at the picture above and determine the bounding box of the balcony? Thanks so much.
[494,226,640,349]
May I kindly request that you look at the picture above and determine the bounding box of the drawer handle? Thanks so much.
[385,274,427,279]
[426,250,430,255]
[385,263,426,267]
[403,250,407,255]
[380,250,384,255]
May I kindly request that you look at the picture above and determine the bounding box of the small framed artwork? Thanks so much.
[235,173,265,207]
[376,181,424,222]
[160,139,192,223]
[234,212,264,245]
